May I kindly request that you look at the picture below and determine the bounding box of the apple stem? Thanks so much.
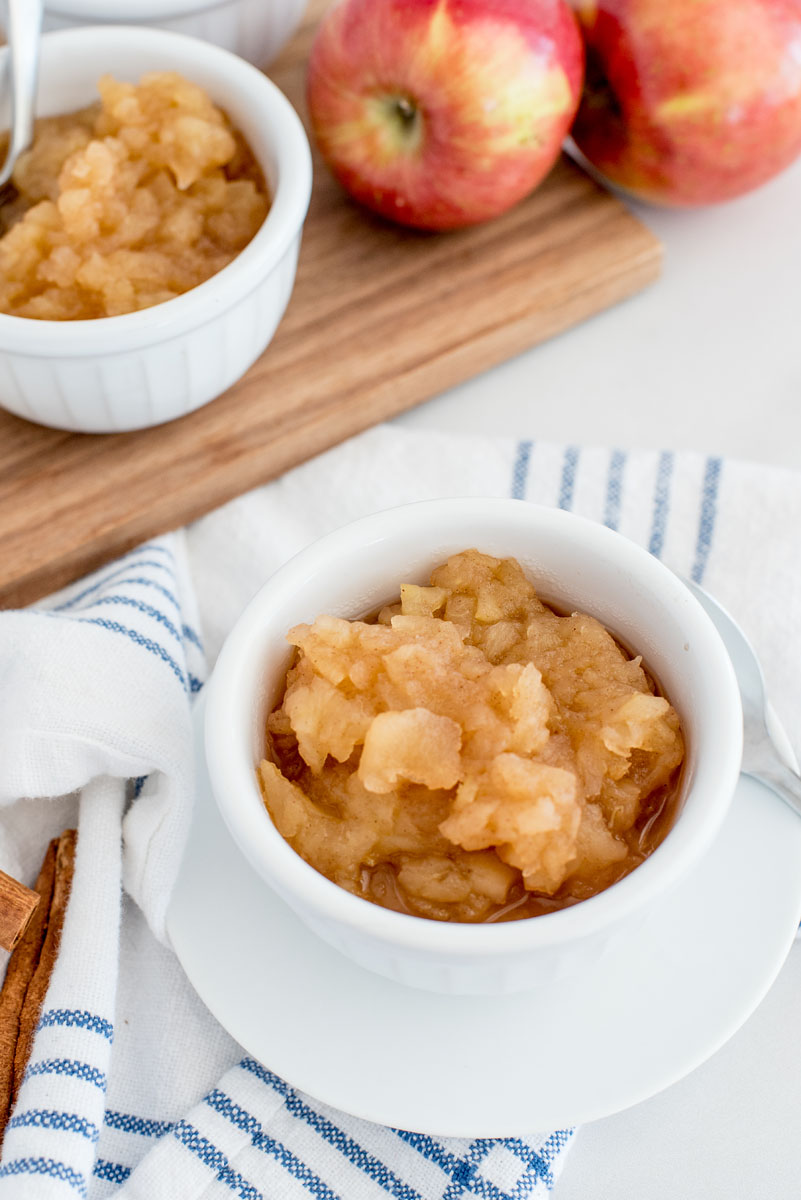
[395,97,418,128]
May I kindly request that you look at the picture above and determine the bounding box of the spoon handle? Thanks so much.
[0,0,43,187]
[746,756,801,821]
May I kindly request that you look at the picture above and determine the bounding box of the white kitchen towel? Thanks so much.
[0,534,205,941]
[0,425,799,1200]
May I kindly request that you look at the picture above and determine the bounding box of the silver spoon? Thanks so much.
[683,576,801,821]
[0,0,43,196]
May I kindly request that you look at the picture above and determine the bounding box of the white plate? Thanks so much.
[167,697,801,1136]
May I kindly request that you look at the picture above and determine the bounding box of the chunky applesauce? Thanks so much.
[0,72,268,320]
[259,550,685,923]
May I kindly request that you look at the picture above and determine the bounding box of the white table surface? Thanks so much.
[397,155,801,1198]
[398,154,801,471]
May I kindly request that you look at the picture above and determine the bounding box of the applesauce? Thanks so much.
[0,72,269,320]
[259,550,685,923]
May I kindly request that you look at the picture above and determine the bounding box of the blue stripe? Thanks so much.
[395,1130,566,1200]
[38,1009,113,1041]
[0,1156,86,1195]
[182,622,204,652]
[48,552,203,650]
[132,775,148,798]
[690,456,723,584]
[603,449,627,531]
[57,583,202,652]
[8,1108,99,1143]
[510,440,533,500]
[205,1089,338,1200]
[539,1128,574,1160]
[23,1058,106,1090]
[85,595,182,643]
[393,1131,461,1174]
[171,1119,262,1200]
[393,1132,511,1200]
[502,1138,555,1190]
[508,1159,554,1199]
[557,446,580,511]
[189,674,204,694]
[648,450,674,558]
[73,618,187,691]
[104,1110,173,1138]
[93,1159,132,1185]
[505,1131,574,1197]
[442,1140,495,1200]
[116,577,181,613]
[134,542,175,561]
[240,1059,423,1200]
[53,561,177,612]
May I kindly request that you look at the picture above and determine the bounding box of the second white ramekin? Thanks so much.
[0,26,312,433]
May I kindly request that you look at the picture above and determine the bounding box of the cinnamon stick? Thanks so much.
[0,872,40,953]
[0,830,77,1145]
[0,843,57,1133]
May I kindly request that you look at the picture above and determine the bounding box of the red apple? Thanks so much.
[571,0,801,206]
[306,0,584,230]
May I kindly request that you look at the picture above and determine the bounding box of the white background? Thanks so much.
[399,157,801,470]
[398,155,801,1199]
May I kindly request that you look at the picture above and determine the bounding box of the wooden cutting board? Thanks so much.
[0,6,662,609]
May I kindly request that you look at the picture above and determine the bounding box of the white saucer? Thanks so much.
[167,697,801,1136]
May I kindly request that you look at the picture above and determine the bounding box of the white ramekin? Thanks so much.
[43,0,308,68]
[0,26,312,433]
[203,499,743,995]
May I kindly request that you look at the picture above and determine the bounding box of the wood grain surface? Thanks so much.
[0,8,662,609]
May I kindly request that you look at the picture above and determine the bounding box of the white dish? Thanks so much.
[167,696,801,1136]
[0,27,312,433]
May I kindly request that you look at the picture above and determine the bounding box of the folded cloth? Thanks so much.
[1,425,800,1200]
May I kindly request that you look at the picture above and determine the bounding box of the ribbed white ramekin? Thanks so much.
[0,26,312,433]
[43,0,308,67]
[204,499,744,995]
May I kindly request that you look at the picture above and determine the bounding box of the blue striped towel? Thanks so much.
[1,425,800,1199]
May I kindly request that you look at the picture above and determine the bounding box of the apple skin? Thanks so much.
[306,0,584,230]
[571,0,801,206]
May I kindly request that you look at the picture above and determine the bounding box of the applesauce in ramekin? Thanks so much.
[0,71,268,320]
[259,549,685,924]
